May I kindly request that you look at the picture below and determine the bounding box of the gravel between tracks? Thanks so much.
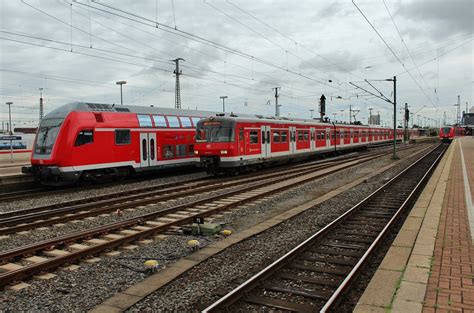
[0,171,208,213]
[0,144,431,312]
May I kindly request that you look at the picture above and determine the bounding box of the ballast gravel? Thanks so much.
[0,176,269,252]
[0,170,208,213]
[0,144,433,312]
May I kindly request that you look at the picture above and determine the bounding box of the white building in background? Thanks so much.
[368,114,380,125]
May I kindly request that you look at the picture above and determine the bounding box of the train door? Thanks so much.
[139,133,157,167]
[340,130,344,147]
[289,126,297,154]
[326,128,331,148]
[310,127,316,151]
[260,125,271,158]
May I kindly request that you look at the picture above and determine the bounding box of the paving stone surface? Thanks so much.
[423,138,474,312]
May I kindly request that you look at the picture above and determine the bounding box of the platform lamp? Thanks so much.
[116,81,127,105]
[6,101,13,135]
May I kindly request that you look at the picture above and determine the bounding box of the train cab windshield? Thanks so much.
[196,119,235,143]
[442,127,451,134]
[34,118,63,155]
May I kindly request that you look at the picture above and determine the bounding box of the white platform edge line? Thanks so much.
[459,139,474,240]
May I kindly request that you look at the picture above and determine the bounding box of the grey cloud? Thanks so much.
[397,0,473,40]
[300,51,363,74]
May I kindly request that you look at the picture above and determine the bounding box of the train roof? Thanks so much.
[43,102,227,120]
[44,102,380,129]
[199,114,373,128]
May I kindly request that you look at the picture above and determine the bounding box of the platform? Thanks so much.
[0,152,33,186]
[355,137,474,312]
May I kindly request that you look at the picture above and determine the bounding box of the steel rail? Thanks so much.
[0,151,393,287]
[320,143,446,311]
[202,143,446,312]
[0,149,396,234]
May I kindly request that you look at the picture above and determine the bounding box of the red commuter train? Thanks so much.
[23,102,219,185]
[439,126,464,142]
[194,115,412,174]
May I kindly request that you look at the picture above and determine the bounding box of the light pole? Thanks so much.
[116,81,127,105]
[220,96,228,113]
[6,101,13,163]
[6,102,12,135]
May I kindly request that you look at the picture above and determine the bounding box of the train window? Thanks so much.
[142,139,147,160]
[137,115,153,128]
[150,139,155,160]
[74,130,94,146]
[281,131,287,143]
[167,116,181,128]
[180,117,192,128]
[273,131,280,143]
[239,128,244,141]
[249,131,259,144]
[153,115,168,128]
[303,131,309,140]
[297,131,303,141]
[163,145,174,159]
[176,144,187,157]
[191,117,202,126]
[115,129,131,145]
[188,145,195,156]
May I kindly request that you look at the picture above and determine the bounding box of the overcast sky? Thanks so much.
[0,0,472,129]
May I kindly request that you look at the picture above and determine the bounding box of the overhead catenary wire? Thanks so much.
[382,0,434,96]
[28,1,338,97]
[352,0,435,106]
[77,0,346,90]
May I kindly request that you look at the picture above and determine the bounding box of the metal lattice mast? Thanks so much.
[172,58,184,109]
[39,88,44,122]
[273,87,280,117]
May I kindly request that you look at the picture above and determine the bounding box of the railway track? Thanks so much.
[0,144,421,288]
[0,146,418,235]
[0,188,49,202]
[0,141,422,203]
[202,143,447,312]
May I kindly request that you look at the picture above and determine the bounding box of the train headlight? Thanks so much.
[220,150,228,155]
[194,150,199,155]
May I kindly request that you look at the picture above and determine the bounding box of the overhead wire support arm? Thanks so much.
[349,82,391,103]
[364,79,389,101]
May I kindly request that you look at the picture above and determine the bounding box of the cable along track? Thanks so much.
[203,143,448,313]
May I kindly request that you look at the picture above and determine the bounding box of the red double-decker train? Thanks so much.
[23,102,218,185]
[439,126,464,142]
[194,115,412,174]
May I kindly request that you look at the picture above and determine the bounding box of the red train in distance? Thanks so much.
[22,102,221,185]
[439,126,464,142]
[194,115,413,174]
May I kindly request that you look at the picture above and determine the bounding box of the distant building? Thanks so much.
[368,114,380,125]
[462,111,474,127]
[462,110,474,136]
